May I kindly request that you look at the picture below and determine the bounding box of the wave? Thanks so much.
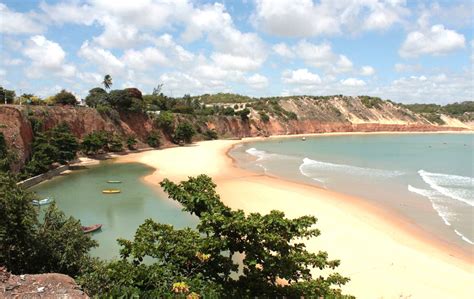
[418,170,473,207]
[408,185,453,226]
[245,147,292,162]
[299,157,404,179]
[454,230,474,245]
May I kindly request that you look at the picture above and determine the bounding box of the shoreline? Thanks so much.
[112,132,473,298]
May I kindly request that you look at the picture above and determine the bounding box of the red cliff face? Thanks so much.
[0,104,469,171]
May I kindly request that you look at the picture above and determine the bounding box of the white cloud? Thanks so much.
[252,0,407,37]
[282,69,322,85]
[272,43,294,58]
[0,3,44,34]
[246,74,269,89]
[399,25,465,58]
[122,47,169,71]
[78,41,125,74]
[211,53,261,71]
[23,35,76,78]
[373,71,473,103]
[360,66,375,76]
[294,40,353,73]
[340,78,366,86]
[77,72,103,85]
[394,63,423,73]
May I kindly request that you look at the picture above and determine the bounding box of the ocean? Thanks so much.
[230,133,473,252]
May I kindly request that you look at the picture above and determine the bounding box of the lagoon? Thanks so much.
[31,161,197,259]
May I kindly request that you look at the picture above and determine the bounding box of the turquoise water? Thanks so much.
[31,162,197,259]
[230,133,473,252]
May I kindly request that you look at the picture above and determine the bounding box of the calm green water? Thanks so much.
[31,162,197,259]
[230,133,473,252]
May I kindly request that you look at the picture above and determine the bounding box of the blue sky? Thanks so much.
[0,0,472,103]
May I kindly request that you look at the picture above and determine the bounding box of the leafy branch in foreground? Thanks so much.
[79,174,352,298]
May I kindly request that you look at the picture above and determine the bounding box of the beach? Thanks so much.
[116,136,473,298]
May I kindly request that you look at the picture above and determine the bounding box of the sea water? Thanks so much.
[230,133,473,252]
[31,162,197,259]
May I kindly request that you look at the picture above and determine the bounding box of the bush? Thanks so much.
[85,88,108,108]
[108,134,123,152]
[172,105,194,114]
[221,107,235,116]
[174,122,196,144]
[204,129,218,140]
[0,173,97,275]
[126,136,137,150]
[53,90,77,106]
[155,111,175,134]
[146,131,161,148]
[259,111,270,123]
[81,131,109,155]
[236,108,250,121]
[49,123,79,163]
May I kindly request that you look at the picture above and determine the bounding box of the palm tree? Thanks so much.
[102,75,112,90]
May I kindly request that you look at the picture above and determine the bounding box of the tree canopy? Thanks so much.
[53,90,77,106]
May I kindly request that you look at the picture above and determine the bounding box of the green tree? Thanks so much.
[79,175,352,298]
[53,90,77,106]
[81,131,109,155]
[0,174,97,275]
[103,74,112,90]
[174,122,195,144]
[236,108,250,121]
[85,87,108,108]
[108,134,123,152]
[49,123,79,163]
[155,111,175,135]
[146,131,161,148]
[0,86,15,104]
[126,136,137,150]
[0,132,16,172]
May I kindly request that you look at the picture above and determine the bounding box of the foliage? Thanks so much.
[108,134,123,152]
[259,111,270,123]
[126,136,137,150]
[79,175,352,298]
[222,106,235,116]
[22,123,79,177]
[203,129,218,140]
[155,111,175,135]
[146,131,161,148]
[236,108,251,121]
[359,96,384,109]
[103,74,112,90]
[53,90,77,106]
[172,105,195,114]
[195,93,255,104]
[85,87,108,108]
[423,113,445,125]
[0,132,16,173]
[0,86,16,104]
[174,122,196,144]
[81,131,109,155]
[0,173,97,275]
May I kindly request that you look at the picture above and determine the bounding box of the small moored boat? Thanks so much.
[81,224,102,233]
[301,137,306,141]
[102,189,121,194]
[32,197,54,206]
[107,180,122,184]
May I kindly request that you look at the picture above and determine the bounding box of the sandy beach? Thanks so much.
[116,136,474,298]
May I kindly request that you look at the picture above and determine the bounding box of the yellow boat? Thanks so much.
[107,180,122,184]
[102,189,121,194]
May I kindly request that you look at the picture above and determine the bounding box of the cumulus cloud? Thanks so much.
[394,63,423,73]
[360,66,375,76]
[78,41,125,74]
[23,35,76,78]
[294,40,353,73]
[272,43,294,58]
[0,3,44,34]
[252,0,407,37]
[122,47,169,71]
[399,25,465,58]
[340,78,366,86]
[282,69,322,85]
[246,74,269,89]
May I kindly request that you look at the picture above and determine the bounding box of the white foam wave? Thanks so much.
[299,157,404,179]
[454,230,474,245]
[245,148,267,161]
[418,170,473,207]
[408,185,453,226]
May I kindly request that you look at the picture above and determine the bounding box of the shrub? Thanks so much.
[85,87,108,108]
[53,90,77,106]
[259,111,270,123]
[126,136,137,150]
[174,122,196,144]
[236,108,250,121]
[108,134,123,152]
[155,111,175,134]
[221,107,235,116]
[146,131,161,148]
[81,131,109,155]
[203,129,218,140]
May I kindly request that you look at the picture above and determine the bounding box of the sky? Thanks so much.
[0,0,472,104]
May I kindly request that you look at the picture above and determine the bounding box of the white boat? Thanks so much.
[301,137,306,141]
[32,197,54,206]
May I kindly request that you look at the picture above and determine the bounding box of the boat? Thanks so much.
[81,224,102,233]
[107,180,122,184]
[301,137,306,141]
[32,197,54,206]
[102,189,121,194]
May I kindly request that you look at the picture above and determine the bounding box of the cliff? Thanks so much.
[0,96,470,170]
